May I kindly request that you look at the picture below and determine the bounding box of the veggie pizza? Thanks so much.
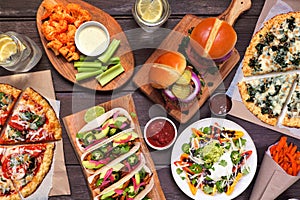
[239,12,300,128]
[0,83,62,199]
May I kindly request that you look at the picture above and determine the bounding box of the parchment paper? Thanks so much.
[226,0,300,139]
[0,70,70,197]
[249,143,300,200]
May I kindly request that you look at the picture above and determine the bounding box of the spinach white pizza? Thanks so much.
[243,12,300,76]
[238,73,297,126]
[283,78,300,128]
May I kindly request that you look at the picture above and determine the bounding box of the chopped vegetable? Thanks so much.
[75,69,105,81]
[74,61,102,68]
[98,39,121,64]
[269,136,300,176]
[96,63,124,86]
[74,40,122,85]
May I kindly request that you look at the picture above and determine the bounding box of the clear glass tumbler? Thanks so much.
[132,0,171,32]
[0,31,42,72]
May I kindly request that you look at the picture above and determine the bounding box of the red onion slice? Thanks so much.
[163,89,177,101]
[213,50,233,63]
[163,72,201,103]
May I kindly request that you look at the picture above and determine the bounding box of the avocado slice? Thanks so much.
[100,185,123,199]
[100,190,115,200]
[115,116,128,123]
[99,163,125,179]
[113,132,138,143]
[135,172,141,185]
[82,160,104,170]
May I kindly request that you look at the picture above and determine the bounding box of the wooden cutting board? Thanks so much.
[36,0,134,91]
[133,0,251,123]
[63,94,166,200]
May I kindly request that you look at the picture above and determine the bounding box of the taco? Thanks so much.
[94,165,154,200]
[88,152,146,196]
[76,108,135,152]
[81,130,140,174]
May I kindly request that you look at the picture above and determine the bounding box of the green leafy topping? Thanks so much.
[219,160,227,167]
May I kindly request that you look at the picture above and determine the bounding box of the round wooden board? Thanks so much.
[36,0,134,91]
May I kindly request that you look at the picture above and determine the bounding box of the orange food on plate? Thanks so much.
[270,136,300,176]
[41,3,92,62]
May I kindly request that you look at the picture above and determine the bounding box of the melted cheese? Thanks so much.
[246,74,295,116]
[252,16,300,73]
[286,79,300,118]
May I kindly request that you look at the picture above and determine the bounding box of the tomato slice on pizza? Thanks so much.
[0,84,21,132]
[0,87,62,144]
[0,143,55,198]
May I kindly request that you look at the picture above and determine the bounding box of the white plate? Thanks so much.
[171,118,258,200]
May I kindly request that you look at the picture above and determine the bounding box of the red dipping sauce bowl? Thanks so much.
[144,117,177,150]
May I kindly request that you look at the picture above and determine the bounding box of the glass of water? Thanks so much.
[132,0,171,32]
[0,31,42,72]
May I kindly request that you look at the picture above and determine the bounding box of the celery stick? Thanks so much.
[75,69,104,81]
[77,67,104,73]
[79,55,97,61]
[74,61,102,68]
[97,39,120,64]
[96,63,124,86]
[107,57,120,65]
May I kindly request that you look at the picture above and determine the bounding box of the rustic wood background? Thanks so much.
[0,0,299,199]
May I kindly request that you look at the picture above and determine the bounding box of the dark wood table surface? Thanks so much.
[1,0,300,199]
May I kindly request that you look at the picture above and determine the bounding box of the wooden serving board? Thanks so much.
[36,0,134,91]
[63,94,166,200]
[133,0,251,123]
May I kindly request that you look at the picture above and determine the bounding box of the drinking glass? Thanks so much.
[132,0,171,32]
[0,31,42,72]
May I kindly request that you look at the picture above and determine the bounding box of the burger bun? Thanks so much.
[190,17,237,60]
[149,51,186,89]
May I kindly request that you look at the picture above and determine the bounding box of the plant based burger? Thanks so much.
[149,51,204,111]
[180,17,237,67]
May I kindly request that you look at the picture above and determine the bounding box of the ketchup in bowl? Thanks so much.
[144,117,177,150]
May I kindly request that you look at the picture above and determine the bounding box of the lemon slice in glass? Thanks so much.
[84,105,106,123]
[0,37,17,62]
[137,0,163,23]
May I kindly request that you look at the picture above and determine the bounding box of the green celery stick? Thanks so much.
[74,61,102,68]
[97,39,120,64]
[75,69,104,81]
[77,67,104,73]
[107,57,120,65]
[96,63,124,86]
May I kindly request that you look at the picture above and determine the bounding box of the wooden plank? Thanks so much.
[0,0,265,17]
[62,94,166,199]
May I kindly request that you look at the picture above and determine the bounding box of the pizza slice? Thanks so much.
[238,73,297,126]
[0,143,55,198]
[0,87,62,144]
[282,77,300,128]
[0,165,20,200]
[0,84,21,132]
[243,12,300,76]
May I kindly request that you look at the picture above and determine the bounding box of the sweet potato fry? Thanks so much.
[270,137,300,176]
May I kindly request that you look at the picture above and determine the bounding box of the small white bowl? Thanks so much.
[75,21,110,57]
[144,116,177,150]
